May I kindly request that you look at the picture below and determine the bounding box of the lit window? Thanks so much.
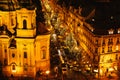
[12,64,16,72]
[95,40,98,45]
[109,31,113,34]
[118,30,120,34]
[116,45,119,51]
[118,28,120,34]
[108,29,114,34]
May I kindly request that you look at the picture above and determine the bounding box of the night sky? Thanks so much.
[57,0,120,30]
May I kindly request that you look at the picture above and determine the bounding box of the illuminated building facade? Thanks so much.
[47,1,120,77]
[96,29,120,77]
[0,0,50,77]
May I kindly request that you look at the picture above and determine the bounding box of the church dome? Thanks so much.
[0,0,19,11]
[0,0,35,11]
[18,0,35,10]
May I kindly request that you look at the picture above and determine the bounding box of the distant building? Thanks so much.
[0,0,50,77]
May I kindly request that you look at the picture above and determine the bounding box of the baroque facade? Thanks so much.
[0,0,50,77]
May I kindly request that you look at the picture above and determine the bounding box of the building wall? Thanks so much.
[0,7,50,77]
[96,34,120,76]
[52,4,120,77]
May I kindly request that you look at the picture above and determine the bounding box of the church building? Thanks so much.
[0,0,50,77]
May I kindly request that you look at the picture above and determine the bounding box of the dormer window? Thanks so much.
[108,29,114,34]
[117,28,120,34]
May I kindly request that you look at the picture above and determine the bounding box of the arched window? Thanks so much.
[12,65,15,70]
[12,64,16,72]
[41,46,46,59]
[42,50,46,59]
[23,19,27,29]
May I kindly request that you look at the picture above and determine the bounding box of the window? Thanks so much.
[108,38,113,44]
[116,54,118,60]
[42,50,46,59]
[118,28,120,33]
[12,65,15,70]
[24,64,28,71]
[41,46,46,59]
[108,46,112,52]
[117,38,119,44]
[24,52,27,58]
[102,39,105,45]
[23,19,27,29]
[4,59,7,66]
[11,18,14,26]
[95,48,98,53]
[77,23,80,26]
[102,48,104,53]
[116,45,119,51]
[95,40,98,45]
[12,53,15,58]
[108,29,114,34]
[4,49,7,53]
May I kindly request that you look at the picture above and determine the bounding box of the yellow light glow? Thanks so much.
[109,68,114,71]
[45,70,50,75]
[12,70,16,73]
[116,45,118,51]
[94,69,98,73]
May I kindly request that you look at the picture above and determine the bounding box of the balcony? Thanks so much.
[16,28,36,37]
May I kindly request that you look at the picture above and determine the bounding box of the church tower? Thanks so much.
[16,0,36,37]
